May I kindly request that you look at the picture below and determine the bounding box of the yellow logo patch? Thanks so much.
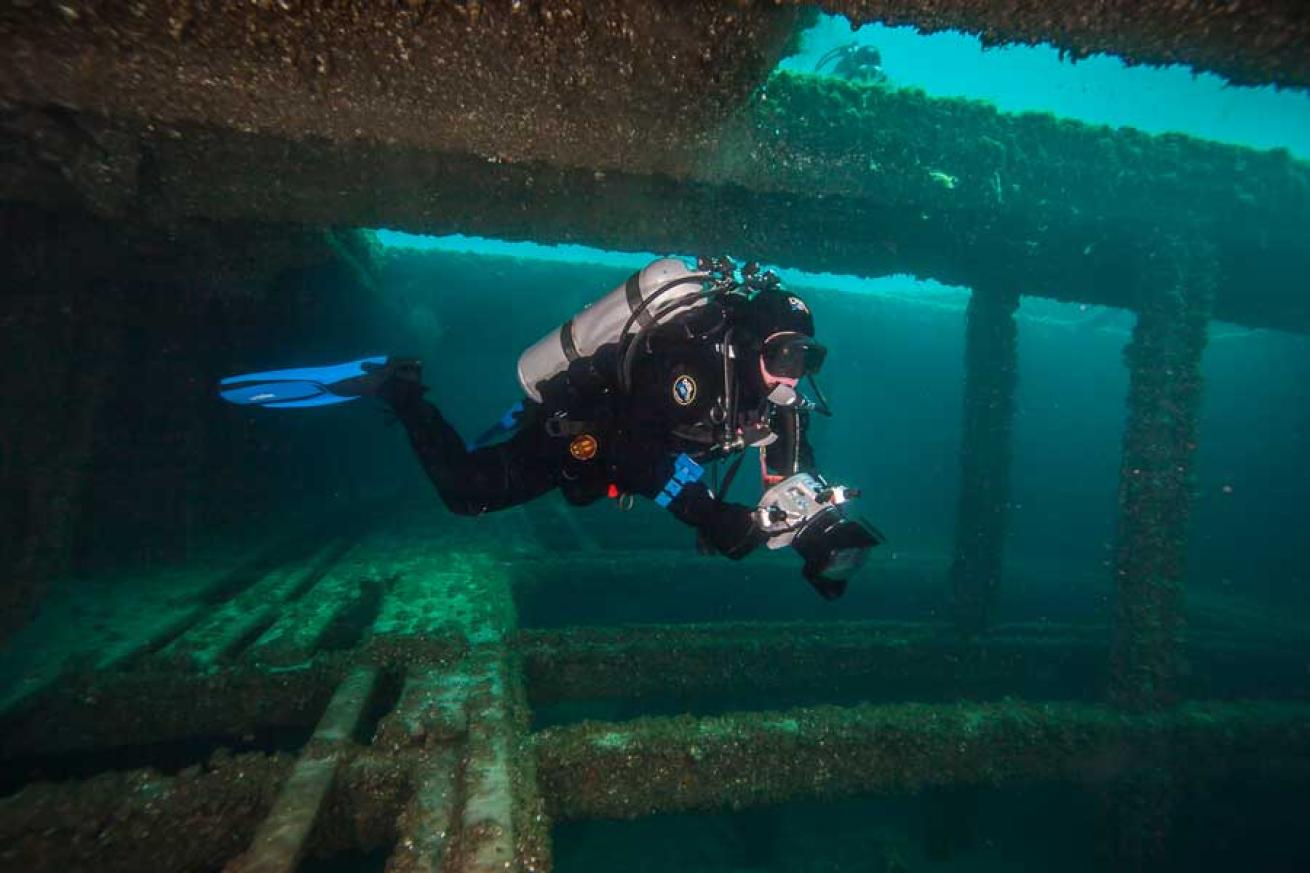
[569,433,599,461]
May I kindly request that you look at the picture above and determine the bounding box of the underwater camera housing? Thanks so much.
[753,473,884,599]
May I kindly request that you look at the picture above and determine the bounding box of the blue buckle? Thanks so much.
[499,400,524,429]
[655,453,704,508]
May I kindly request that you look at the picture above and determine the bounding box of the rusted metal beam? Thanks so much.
[5,698,1310,870]
[0,751,295,873]
[0,745,415,873]
[0,1,803,179]
[376,669,469,871]
[456,650,525,873]
[226,666,380,873]
[6,619,1306,760]
[519,621,1309,707]
[375,669,471,753]
[157,542,349,671]
[387,749,462,873]
[4,80,1306,333]
[246,542,376,667]
[534,700,1310,821]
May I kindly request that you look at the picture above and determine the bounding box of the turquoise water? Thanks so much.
[782,15,1310,158]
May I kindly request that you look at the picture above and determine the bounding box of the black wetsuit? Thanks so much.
[385,293,816,559]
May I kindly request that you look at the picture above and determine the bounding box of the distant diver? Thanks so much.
[220,257,884,599]
[814,42,888,84]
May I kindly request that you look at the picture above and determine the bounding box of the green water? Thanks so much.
[3,10,1310,873]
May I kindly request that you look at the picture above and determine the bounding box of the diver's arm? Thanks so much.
[668,482,766,559]
[631,450,764,559]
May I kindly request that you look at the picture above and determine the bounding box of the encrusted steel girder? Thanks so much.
[6,619,1307,761]
[519,621,1309,709]
[806,0,1310,90]
[2,4,1308,334]
[227,667,380,873]
[533,700,1310,821]
[948,285,1019,635]
[5,698,1309,870]
[3,515,1309,869]
[1110,241,1218,709]
[0,1,804,178]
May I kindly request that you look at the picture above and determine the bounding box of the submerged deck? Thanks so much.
[2,3,1310,870]
[2,504,1308,872]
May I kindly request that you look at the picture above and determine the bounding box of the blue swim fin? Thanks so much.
[219,356,389,408]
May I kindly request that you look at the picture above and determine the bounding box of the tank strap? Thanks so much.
[671,424,718,445]
[559,320,580,361]
[544,414,599,437]
[625,273,658,328]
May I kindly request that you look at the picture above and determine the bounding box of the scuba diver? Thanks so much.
[814,43,888,84]
[220,257,884,599]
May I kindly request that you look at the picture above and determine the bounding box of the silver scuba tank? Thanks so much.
[516,258,709,401]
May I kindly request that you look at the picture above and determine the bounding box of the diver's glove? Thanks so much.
[753,472,884,599]
[694,504,767,559]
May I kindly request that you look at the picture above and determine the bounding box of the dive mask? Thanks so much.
[761,332,827,381]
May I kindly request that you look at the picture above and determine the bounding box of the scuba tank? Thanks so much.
[516,258,709,401]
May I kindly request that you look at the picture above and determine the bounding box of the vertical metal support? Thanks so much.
[949,284,1020,635]
[1110,240,1216,710]
[1100,765,1176,873]
[5,279,122,638]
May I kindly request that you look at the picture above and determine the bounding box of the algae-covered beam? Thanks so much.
[519,621,1309,707]
[521,621,1106,704]
[10,619,1306,760]
[807,1,1310,90]
[387,748,462,873]
[6,73,1303,333]
[0,1,803,179]
[1110,240,1217,710]
[227,667,379,873]
[949,284,1019,635]
[0,667,335,758]
[450,647,552,873]
[0,746,414,873]
[533,700,1310,821]
[5,700,1310,868]
[0,751,294,873]
[378,668,470,873]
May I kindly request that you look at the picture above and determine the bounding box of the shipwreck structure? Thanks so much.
[1,1,1309,871]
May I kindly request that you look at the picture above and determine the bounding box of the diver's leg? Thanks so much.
[384,385,555,516]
